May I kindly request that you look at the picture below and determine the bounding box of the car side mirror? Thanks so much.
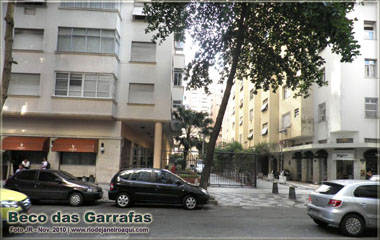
[175,180,182,186]
[55,178,63,184]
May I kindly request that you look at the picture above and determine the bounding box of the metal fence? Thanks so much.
[162,151,257,187]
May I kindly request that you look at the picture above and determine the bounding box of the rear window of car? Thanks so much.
[16,170,36,181]
[119,170,134,180]
[315,183,344,195]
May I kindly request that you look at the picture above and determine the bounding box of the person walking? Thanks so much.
[41,157,50,169]
[21,159,30,169]
[171,163,177,174]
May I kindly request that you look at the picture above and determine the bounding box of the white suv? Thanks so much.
[306,180,378,237]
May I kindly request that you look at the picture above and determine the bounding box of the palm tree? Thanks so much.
[173,106,213,168]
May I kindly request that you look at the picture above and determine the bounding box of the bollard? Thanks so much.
[272,181,279,194]
[289,185,297,200]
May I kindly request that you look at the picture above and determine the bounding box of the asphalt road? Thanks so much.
[2,201,378,239]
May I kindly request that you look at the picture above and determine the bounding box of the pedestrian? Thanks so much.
[171,163,177,174]
[366,170,373,180]
[21,158,30,169]
[15,164,24,174]
[41,157,50,169]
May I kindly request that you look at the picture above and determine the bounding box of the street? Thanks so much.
[3,201,378,239]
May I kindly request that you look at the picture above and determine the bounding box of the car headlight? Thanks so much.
[86,187,95,192]
[1,200,19,208]
[201,188,208,195]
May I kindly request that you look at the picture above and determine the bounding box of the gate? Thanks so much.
[210,152,257,187]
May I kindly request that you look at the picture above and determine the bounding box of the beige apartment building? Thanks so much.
[222,3,379,183]
[1,1,184,183]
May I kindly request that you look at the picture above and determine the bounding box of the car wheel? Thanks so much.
[69,192,84,207]
[340,214,365,237]
[116,193,132,208]
[312,218,328,227]
[183,195,197,210]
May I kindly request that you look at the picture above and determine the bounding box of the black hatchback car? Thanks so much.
[108,168,209,210]
[4,170,103,206]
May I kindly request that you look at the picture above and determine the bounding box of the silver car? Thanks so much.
[306,180,378,237]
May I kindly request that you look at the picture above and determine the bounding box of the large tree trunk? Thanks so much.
[200,4,248,189]
[1,1,15,113]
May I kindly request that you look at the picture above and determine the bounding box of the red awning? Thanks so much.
[52,138,98,153]
[2,137,50,151]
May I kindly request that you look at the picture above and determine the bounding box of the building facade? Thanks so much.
[1,1,184,183]
[222,2,379,183]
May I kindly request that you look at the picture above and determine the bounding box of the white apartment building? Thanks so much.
[282,2,379,183]
[1,1,185,183]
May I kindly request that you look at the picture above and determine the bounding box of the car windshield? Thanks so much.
[315,183,344,195]
[58,171,77,180]
[168,171,186,183]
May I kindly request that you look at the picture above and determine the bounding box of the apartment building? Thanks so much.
[1,1,185,182]
[222,2,379,183]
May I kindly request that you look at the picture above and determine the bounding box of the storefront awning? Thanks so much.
[52,138,98,153]
[2,136,50,151]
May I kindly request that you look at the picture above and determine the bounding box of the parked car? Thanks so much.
[4,170,103,206]
[370,175,379,181]
[1,188,31,224]
[306,180,378,237]
[108,168,209,210]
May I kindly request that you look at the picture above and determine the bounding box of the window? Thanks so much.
[130,41,156,62]
[283,86,291,99]
[130,170,153,182]
[239,134,242,143]
[232,94,235,100]
[249,109,253,121]
[9,73,40,96]
[261,122,268,135]
[60,152,96,165]
[57,27,120,55]
[336,138,354,143]
[365,98,378,118]
[315,183,344,195]
[13,28,43,50]
[60,0,121,10]
[318,139,327,144]
[261,98,268,112]
[55,72,115,98]
[294,108,299,118]
[318,103,326,122]
[364,21,376,40]
[281,112,291,129]
[240,98,243,108]
[156,170,176,184]
[38,172,57,182]
[119,170,134,180]
[232,122,235,129]
[173,100,182,108]
[250,89,254,100]
[240,84,244,91]
[174,69,183,86]
[365,59,377,78]
[132,1,146,20]
[128,83,154,104]
[239,116,243,126]
[248,129,253,139]
[364,138,380,143]
[16,170,36,181]
[175,41,185,50]
[354,185,378,199]
[232,107,235,115]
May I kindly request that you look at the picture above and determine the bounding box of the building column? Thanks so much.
[153,122,163,169]
[313,158,320,184]
[301,159,307,182]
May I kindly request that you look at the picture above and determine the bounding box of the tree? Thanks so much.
[144,2,360,189]
[173,106,213,166]
[1,1,16,113]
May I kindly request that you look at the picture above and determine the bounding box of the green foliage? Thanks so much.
[144,2,360,97]
[173,106,213,153]
[169,153,183,164]
[252,142,271,156]
[215,141,243,153]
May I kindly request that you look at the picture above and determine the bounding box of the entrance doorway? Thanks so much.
[336,160,353,179]
[364,149,378,175]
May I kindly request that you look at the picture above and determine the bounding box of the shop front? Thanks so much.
[2,136,50,179]
[333,150,355,179]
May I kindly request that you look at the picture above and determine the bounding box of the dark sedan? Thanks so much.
[4,170,102,206]
[108,168,209,210]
